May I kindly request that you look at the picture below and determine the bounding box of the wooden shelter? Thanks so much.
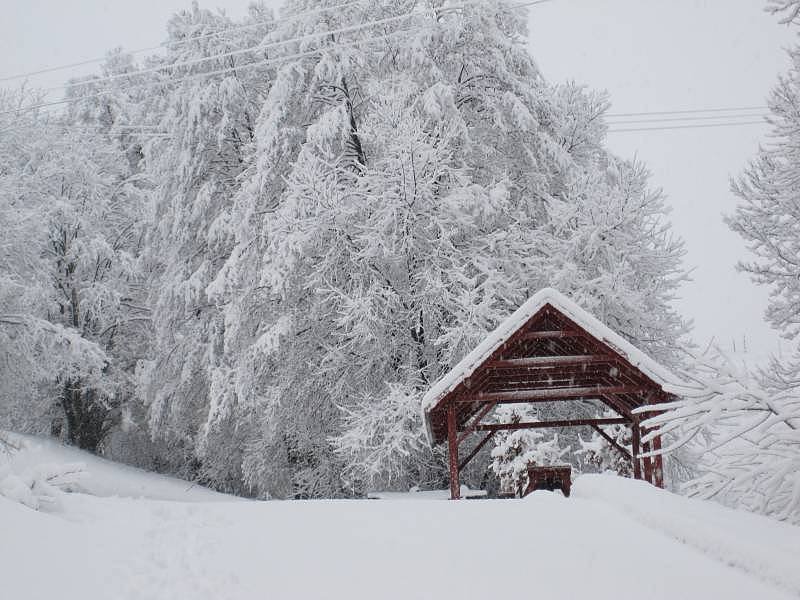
[422,288,679,500]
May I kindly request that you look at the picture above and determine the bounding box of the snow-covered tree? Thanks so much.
[135,3,273,490]
[0,88,144,450]
[728,55,800,335]
[767,0,800,23]
[665,0,800,523]
[207,0,688,497]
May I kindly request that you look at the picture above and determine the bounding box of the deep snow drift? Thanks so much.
[1,433,797,600]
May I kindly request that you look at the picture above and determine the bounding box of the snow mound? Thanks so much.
[0,452,795,600]
[0,431,235,504]
[573,473,800,596]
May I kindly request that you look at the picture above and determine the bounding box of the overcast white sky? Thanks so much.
[1,0,796,360]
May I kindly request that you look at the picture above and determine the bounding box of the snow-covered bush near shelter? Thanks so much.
[576,419,633,477]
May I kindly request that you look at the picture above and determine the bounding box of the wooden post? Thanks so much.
[631,421,642,480]
[447,403,460,500]
[642,439,653,484]
[652,434,664,488]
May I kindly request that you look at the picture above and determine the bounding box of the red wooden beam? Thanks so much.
[522,330,584,340]
[476,417,628,432]
[488,355,615,369]
[457,402,497,444]
[590,424,631,460]
[458,431,496,471]
[460,385,647,404]
[447,404,460,500]
[599,394,634,419]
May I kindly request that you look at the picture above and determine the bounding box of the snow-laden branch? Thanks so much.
[636,348,800,523]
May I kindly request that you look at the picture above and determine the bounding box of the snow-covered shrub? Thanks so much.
[577,420,632,477]
[0,455,85,511]
[333,384,444,494]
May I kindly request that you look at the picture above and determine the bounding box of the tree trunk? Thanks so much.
[61,380,107,452]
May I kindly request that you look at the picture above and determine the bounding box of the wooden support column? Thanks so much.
[652,434,664,488]
[642,439,653,484]
[447,403,460,500]
[631,421,642,480]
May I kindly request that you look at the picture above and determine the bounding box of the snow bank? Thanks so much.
[573,474,800,596]
[1,470,795,600]
[0,431,234,503]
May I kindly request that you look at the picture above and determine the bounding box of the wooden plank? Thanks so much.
[488,355,614,369]
[447,404,460,500]
[522,330,584,340]
[458,431,496,471]
[590,424,632,460]
[459,385,647,404]
[476,417,628,432]
[457,402,497,444]
[599,393,634,419]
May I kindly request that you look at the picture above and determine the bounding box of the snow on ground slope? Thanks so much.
[0,437,797,600]
[573,475,800,594]
[0,431,231,502]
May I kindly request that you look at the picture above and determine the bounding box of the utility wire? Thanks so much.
[48,8,423,94]
[2,0,524,119]
[607,105,767,118]
[3,0,548,86]
[0,24,428,119]
[0,1,365,83]
[607,113,768,125]
[607,120,766,133]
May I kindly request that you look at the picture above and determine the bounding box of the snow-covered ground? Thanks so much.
[1,433,798,600]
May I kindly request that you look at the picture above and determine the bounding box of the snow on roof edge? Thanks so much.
[422,288,683,416]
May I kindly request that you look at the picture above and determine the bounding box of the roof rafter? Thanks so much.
[458,385,648,404]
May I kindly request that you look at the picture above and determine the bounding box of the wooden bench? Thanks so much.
[521,465,572,498]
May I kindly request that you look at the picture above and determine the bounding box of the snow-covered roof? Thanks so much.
[422,287,682,415]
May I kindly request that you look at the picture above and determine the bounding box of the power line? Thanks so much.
[49,8,423,95]
[3,0,529,119]
[607,120,766,133]
[3,0,550,87]
[0,1,365,84]
[607,113,768,125]
[0,24,429,119]
[607,105,767,118]
[510,0,555,8]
